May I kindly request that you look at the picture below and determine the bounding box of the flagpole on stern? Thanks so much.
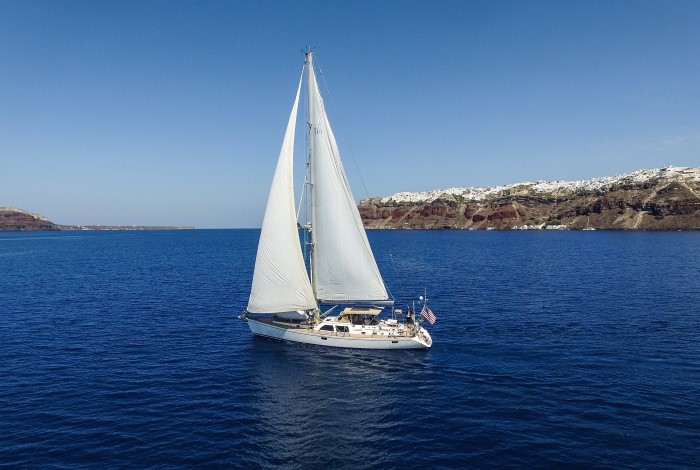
[419,290,437,326]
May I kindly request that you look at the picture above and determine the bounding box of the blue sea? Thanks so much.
[1,229,699,468]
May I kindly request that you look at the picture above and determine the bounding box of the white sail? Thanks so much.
[247,69,317,314]
[307,54,389,303]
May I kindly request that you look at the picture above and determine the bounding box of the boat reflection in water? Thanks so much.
[239,338,433,467]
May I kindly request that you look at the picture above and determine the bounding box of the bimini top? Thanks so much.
[340,306,384,316]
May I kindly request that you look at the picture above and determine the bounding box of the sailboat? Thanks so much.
[241,51,433,349]
[583,215,596,231]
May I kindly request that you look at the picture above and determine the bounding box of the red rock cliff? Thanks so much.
[0,208,59,231]
[358,167,700,230]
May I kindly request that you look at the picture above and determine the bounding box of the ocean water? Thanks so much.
[1,229,699,468]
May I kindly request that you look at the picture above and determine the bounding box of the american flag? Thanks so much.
[420,305,436,324]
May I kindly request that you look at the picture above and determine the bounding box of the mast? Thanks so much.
[305,49,317,299]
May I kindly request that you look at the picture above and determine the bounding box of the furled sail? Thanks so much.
[307,54,389,303]
[247,69,317,313]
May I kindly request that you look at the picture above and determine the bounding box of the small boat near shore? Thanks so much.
[583,215,596,231]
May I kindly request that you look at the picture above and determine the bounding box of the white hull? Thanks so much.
[247,317,431,350]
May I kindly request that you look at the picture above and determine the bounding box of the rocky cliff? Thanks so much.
[359,166,700,230]
[0,207,59,231]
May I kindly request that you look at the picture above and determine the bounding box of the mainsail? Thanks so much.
[247,69,317,313]
[307,53,389,303]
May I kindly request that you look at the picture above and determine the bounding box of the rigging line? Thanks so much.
[296,166,307,222]
[388,251,406,303]
[314,55,371,200]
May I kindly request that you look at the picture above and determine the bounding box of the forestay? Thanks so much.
[247,69,317,313]
[307,54,389,303]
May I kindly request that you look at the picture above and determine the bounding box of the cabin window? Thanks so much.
[336,326,349,333]
[319,325,334,332]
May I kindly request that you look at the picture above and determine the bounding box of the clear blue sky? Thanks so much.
[2,0,699,228]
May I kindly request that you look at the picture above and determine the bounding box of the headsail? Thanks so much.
[307,53,389,303]
[247,68,317,313]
